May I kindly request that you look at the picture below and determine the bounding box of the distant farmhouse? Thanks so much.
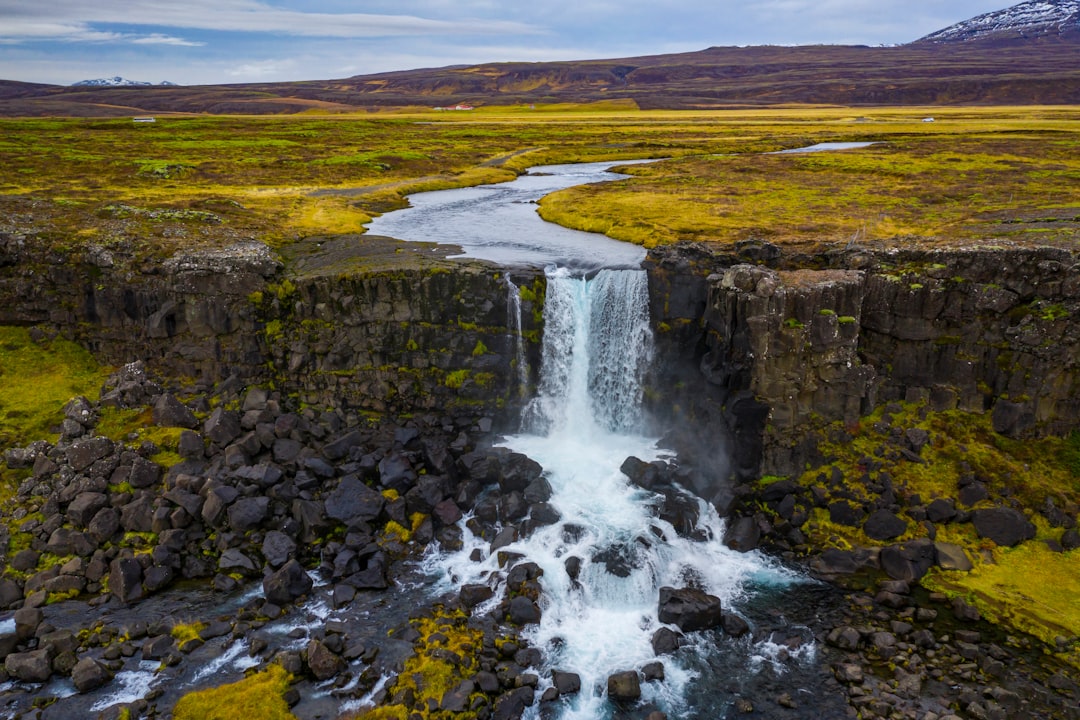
[433,104,474,111]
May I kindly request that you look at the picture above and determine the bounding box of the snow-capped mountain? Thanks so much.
[919,0,1080,42]
[71,77,177,87]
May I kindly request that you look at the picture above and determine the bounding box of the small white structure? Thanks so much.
[922,117,936,123]
[133,117,156,123]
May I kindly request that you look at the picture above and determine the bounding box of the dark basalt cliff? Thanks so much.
[0,234,543,426]
[647,242,1080,484]
[2,231,1078,492]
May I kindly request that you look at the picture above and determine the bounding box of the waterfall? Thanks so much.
[506,276,530,401]
[428,265,803,720]
[522,268,652,436]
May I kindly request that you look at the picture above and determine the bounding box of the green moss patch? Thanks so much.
[0,326,108,448]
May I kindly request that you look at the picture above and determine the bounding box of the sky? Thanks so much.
[0,1,1017,86]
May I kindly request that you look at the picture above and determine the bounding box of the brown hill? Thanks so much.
[0,32,1077,116]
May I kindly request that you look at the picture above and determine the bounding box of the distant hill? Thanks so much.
[917,0,1080,43]
[1,0,1078,116]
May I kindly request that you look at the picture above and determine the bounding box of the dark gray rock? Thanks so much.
[325,475,384,526]
[228,496,269,532]
[863,509,908,541]
[926,498,957,523]
[972,507,1036,547]
[306,638,343,681]
[651,627,682,655]
[204,407,242,447]
[110,557,145,603]
[262,531,297,568]
[657,586,723,632]
[552,670,581,695]
[128,455,162,489]
[723,516,760,552]
[492,686,534,720]
[880,539,936,582]
[828,501,866,527]
[508,596,542,625]
[460,584,494,608]
[323,430,365,462]
[152,394,198,429]
[4,647,53,683]
[440,680,474,712]
[721,612,750,637]
[263,559,313,605]
[67,492,108,528]
[65,437,115,472]
[71,656,111,692]
[607,670,641,701]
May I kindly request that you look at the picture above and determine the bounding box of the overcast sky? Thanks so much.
[0,0,1014,86]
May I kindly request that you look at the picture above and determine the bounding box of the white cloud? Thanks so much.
[0,0,542,42]
[131,33,205,47]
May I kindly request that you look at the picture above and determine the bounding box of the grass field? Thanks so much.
[2,105,1077,258]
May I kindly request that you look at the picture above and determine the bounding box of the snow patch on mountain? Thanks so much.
[920,0,1080,42]
[71,77,178,87]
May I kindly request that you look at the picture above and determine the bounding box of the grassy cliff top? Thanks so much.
[1,105,1077,262]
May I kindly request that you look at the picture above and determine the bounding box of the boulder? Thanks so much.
[657,586,723,632]
[67,492,109,528]
[926,498,957,523]
[306,639,343,681]
[4,647,54,683]
[508,596,542,625]
[492,687,534,720]
[651,627,682,655]
[607,670,641,701]
[71,656,111,693]
[204,407,242,447]
[863,509,908,541]
[263,559,313,605]
[441,680,475,712]
[552,670,581,695]
[325,475,384,526]
[723,516,760,552]
[935,542,973,571]
[460,584,494,608]
[127,455,162,489]
[152,394,198,429]
[880,540,936,582]
[227,496,269,532]
[109,557,145,603]
[971,507,1036,547]
[262,531,297,569]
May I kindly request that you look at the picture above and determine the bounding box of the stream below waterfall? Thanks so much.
[422,268,847,719]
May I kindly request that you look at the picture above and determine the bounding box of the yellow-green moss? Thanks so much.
[0,326,109,448]
[355,607,482,720]
[173,664,296,720]
[171,621,207,645]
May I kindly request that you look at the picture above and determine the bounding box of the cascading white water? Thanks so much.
[428,266,802,719]
[505,276,530,402]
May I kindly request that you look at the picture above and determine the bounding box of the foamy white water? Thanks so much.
[426,268,802,718]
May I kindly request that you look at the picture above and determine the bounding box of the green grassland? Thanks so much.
[2,105,1077,260]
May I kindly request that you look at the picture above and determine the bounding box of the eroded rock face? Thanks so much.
[646,243,1080,482]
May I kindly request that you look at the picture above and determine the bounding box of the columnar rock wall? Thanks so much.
[0,235,542,425]
[646,243,1080,481]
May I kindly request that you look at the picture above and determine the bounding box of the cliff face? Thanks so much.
[2,230,1077,486]
[648,243,1080,480]
[0,234,543,425]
